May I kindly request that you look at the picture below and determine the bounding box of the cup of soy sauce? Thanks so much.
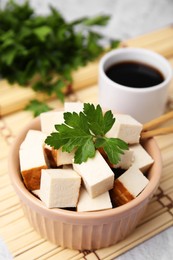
[99,47,172,123]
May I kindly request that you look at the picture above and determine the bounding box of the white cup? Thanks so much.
[98,47,172,123]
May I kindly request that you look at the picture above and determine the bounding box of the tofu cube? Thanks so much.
[43,144,74,167]
[19,148,47,190]
[110,166,149,206]
[77,187,112,212]
[40,111,64,134]
[52,148,75,166]
[106,114,143,144]
[32,189,41,198]
[43,144,57,168]
[130,144,154,173]
[111,149,134,170]
[73,150,114,198]
[40,169,81,208]
[19,130,48,190]
[64,102,83,113]
[20,130,47,150]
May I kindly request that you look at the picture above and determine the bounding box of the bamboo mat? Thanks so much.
[0,26,173,260]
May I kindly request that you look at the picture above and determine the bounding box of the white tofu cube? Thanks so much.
[64,102,83,113]
[73,150,114,198]
[106,114,143,144]
[20,130,47,150]
[53,148,75,166]
[130,144,154,173]
[20,147,46,171]
[110,166,149,206]
[111,149,134,170]
[40,111,64,134]
[40,169,81,208]
[77,187,112,212]
[43,145,74,167]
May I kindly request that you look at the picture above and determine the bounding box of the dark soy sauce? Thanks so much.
[105,61,164,88]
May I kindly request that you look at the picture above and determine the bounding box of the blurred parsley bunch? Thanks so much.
[0,0,119,115]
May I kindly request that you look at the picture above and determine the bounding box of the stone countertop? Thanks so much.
[24,0,173,39]
[0,0,173,259]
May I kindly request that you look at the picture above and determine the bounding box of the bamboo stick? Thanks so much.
[0,185,16,202]
[36,248,66,260]
[140,35,173,50]
[0,208,24,228]
[161,145,173,166]
[146,38,173,58]
[0,196,20,213]
[14,241,58,260]
[141,110,173,139]
[162,164,173,181]
[8,231,45,253]
[141,126,173,139]
[160,178,173,193]
[126,37,173,58]
[0,175,11,189]
[155,134,173,150]
[124,26,173,47]
[143,111,173,131]
[76,84,98,103]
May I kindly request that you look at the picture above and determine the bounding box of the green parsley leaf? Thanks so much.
[25,99,52,117]
[95,137,128,165]
[74,138,95,163]
[33,26,52,42]
[110,39,121,49]
[82,15,110,26]
[83,103,115,135]
[45,103,128,164]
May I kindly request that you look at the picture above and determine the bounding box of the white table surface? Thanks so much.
[0,0,173,259]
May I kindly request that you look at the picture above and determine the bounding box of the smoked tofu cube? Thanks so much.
[40,111,64,134]
[32,189,41,198]
[43,144,57,168]
[110,166,149,206]
[73,151,114,198]
[77,187,112,212]
[40,169,81,208]
[64,102,83,113]
[19,130,48,190]
[19,148,47,190]
[111,150,134,170]
[106,114,143,144]
[130,144,154,173]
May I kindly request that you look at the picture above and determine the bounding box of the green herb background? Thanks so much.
[0,0,119,115]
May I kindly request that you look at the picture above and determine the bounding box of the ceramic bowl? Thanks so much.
[8,116,162,250]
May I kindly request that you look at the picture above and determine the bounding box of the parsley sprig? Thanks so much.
[0,1,120,109]
[45,104,128,164]
[25,99,52,117]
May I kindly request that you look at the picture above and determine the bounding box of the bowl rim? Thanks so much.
[8,115,163,222]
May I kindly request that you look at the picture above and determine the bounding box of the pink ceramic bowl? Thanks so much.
[8,116,162,250]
